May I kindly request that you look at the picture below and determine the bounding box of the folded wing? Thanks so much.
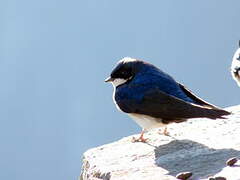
[116,87,230,122]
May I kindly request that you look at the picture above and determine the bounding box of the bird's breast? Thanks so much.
[113,85,142,113]
[112,87,123,112]
[231,60,240,86]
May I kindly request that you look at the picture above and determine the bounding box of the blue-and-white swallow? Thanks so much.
[231,41,240,86]
[105,57,230,142]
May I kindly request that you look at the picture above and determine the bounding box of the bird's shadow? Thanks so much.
[153,139,240,179]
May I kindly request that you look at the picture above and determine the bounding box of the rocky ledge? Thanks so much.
[80,105,240,180]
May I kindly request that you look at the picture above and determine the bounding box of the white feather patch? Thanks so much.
[111,78,128,87]
[128,113,165,131]
[231,48,240,86]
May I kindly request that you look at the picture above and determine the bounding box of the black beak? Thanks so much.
[234,67,240,75]
[105,77,114,82]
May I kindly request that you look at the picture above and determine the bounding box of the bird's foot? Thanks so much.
[158,127,170,136]
[131,132,148,143]
[131,136,148,143]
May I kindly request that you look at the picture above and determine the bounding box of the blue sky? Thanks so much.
[1,1,240,180]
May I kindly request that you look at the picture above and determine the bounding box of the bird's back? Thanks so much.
[112,58,230,121]
[125,67,197,104]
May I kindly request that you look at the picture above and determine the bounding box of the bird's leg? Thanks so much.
[132,129,148,143]
[158,127,170,136]
[163,127,170,136]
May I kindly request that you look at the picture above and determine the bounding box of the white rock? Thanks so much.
[80,105,240,180]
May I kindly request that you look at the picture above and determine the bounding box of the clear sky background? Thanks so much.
[1,0,240,180]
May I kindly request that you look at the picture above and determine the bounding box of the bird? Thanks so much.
[231,41,240,86]
[105,57,231,142]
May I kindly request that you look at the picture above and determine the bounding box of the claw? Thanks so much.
[163,127,170,136]
[131,131,148,143]
[158,127,170,136]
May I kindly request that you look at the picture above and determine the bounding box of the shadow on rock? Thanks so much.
[154,139,240,179]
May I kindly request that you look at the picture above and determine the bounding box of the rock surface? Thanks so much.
[80,105,240,180]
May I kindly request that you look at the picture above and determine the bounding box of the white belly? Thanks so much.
[231,52,240,86]
[128,113,165,131]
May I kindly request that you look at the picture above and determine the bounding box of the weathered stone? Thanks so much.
[80,105,240,180]
[176,171,192,179]
[226,157,238,166]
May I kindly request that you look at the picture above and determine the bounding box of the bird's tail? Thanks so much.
[193,105,231,119]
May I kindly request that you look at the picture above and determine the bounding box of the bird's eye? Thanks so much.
[237,54,240,60]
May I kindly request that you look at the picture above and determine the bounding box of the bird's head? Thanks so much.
[105,57,150,87]
[231,41,240,85]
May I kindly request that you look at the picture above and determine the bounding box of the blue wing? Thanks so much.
[114,70,230,121]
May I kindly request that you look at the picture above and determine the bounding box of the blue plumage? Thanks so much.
[115,61,195,105]
[105,57,230,142]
